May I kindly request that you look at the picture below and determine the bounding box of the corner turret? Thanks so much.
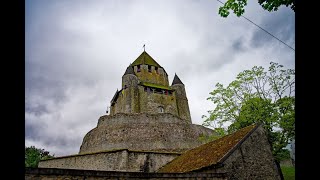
[171,74,191,123]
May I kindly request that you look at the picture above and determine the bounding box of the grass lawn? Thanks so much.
[281,165,295,180]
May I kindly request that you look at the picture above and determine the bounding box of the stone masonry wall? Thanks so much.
[200,125,281,180]
[26,168,227,180]
[138,86,179,116]
[39,149,179,172]
[79,113,214,154]
[133,65,169,86]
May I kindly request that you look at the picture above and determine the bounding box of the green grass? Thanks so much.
[281,165,295,180]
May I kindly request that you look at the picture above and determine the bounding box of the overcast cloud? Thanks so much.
[25,0,295,156]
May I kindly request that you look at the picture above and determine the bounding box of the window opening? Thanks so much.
[158,106,164,113]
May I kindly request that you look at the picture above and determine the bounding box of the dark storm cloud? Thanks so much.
[25,123,42,140]
[250,8,295,49]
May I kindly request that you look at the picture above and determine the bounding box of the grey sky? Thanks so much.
[25,0,295,156]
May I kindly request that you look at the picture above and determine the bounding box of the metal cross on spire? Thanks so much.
[143,44,145,52]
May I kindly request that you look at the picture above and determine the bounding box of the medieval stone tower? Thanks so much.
[36,51,281,180]
[39,51,214,172]
[110,51,191,123]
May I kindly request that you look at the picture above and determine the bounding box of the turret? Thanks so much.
[122,65,139,88]
[171,74,191,123]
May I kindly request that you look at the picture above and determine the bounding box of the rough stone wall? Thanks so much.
[200,126,281,180]
[39,150,179,172]
[111,78,139,115]
[133,65,169,86]
[138,86,179,116]
[39,150,129,171]
[26,168,227,180]
[171,84,191,123]
[122,74,139,89]
[79,113,213,154]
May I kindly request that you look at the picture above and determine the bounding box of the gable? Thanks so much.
[158,124,259,173]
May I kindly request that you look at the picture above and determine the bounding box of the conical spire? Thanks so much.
[124,65,135,75]
[172,73,184,85]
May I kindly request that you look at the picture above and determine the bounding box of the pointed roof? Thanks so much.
[158,124,259,173]
[110,89,120,105]
[131,51,161,67]
[124,65,135,75]
[171,73,184,85]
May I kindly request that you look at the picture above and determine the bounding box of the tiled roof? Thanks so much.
[158,123,259,173]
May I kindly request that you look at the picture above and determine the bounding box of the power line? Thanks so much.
[216,0,295,51]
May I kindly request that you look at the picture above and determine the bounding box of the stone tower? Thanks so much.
[110,51,191,123]
[36,51,281,179]
[171,74,191,122]
[38,50,214,172]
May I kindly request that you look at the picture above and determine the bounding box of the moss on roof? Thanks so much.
[131,51,161,67]
[158,123,258,173]
[140,82,172,90]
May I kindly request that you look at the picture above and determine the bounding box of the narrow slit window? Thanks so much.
[158,106,164,113]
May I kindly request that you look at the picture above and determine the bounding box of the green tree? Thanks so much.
[202,62,295,162]
[25,146,55,168]
[218,0,295,17]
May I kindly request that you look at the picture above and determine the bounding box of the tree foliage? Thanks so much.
[25,146,55,168]
[218,0,295,17]
[202,62,295,162]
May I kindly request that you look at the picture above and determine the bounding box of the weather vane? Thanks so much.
[143,44,145,52]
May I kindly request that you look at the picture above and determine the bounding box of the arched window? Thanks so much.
[158,106,164,113]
